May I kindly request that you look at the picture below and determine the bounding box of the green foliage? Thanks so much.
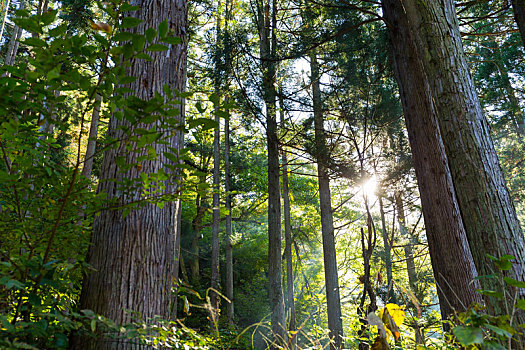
[0,1,209,348]
[451,255,525,348]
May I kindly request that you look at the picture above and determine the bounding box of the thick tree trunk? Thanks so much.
[511,0,525,48]
[279,95,296,350]
[310,51,343,350]
[224,114,234,325]
[402,0,525,323]
[257,0,286,346]
[81,94,102,179]
[72,0,187,348]
[382,0,482,322]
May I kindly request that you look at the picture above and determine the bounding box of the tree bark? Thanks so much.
[191,188,206,282]
[0,0,11,45]
[378,193,394,303]
[381,0,482,322]
[395,192,424,345]
[279,92,296,350]
[511,0,525,49]
[210,89,221,329]
[401,0,525,322]
[256,0,286,346]
[310,50,343,350]
[224,111,234,326]
[494,56,525,136]
[71,0,187,348]
[4,0,23,67]
[81,94,102,179]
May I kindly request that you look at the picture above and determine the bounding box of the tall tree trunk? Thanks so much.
[256,0,286,346]
[495,58,525,136]
[395,192,424,345]
[279,92,296,350]
[401,0,525,323]
[381,0,482,323]
[191,190,206,282]
[0,0,11,44]
[224,110,234,326]
[222,0,234,327]
[72,0,187,348]
[210,83,221,330]
[81,94,102,179]
[377,193,394,303]
[210,0,222,326]
[4,0,23,67]
[310,50,343,350]
[511,0,525,48]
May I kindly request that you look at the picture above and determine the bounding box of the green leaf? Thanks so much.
[91,319,97,332]
[495,260,512,271]
[188,118,218,131]
[485,324,511,338]
[158,19,169,38]
[504,277,525,288]
[120,2,140,12]
[122,43,134,59]
[132,34,146,51]
[195,102,206,113]
[49,23,67,37]
[487,254,514,271]
[209,93,219,105]
[41,10,57,25]
[22,37,47,47]
[453,326,484,346]
[120,17,143,29]
[516,299,525,310]
[146,44,169,51]
[114,32,133,42]
[47,67,61,81]
[476,289,504,299]
[120,2,140,11]
[119,76,137,84]
[135,53,153,61]
[145,28,157,43]
[164,152,178,163]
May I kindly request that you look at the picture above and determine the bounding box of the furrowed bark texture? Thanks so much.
[382,0,482,321]
[311,51,343,350]
[72,0,187,348]
[402,0,525,320]
[257,0,286,346]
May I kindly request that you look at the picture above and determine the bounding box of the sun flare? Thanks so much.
[362,175,377,199]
